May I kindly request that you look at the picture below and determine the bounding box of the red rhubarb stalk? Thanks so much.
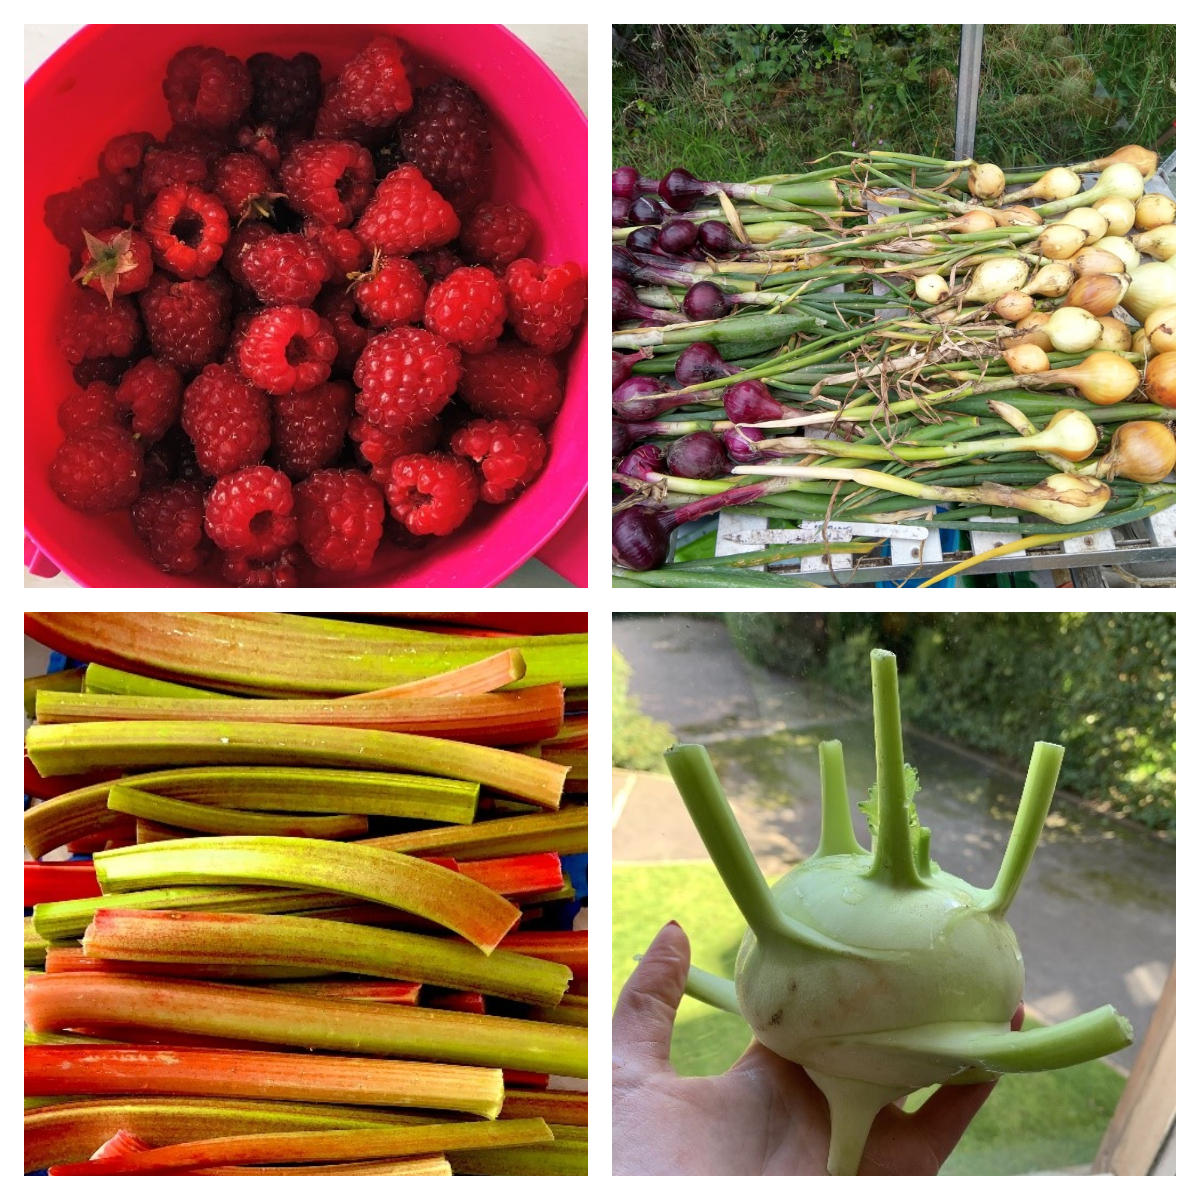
[25,863,102,906]
[457,853,564,897]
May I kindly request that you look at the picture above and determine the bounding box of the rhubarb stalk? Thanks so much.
[363,807,588,860]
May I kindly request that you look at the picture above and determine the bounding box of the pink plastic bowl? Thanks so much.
[25,24,586,588]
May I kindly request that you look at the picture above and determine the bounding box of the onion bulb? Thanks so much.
[1008,167,1081,204]
[914,274,951,304]
[993,290,1034,321]
[963,257,1030,302]
[1124,261,1176,323]
[1143,351,1176,408]
[990,205,1043,227]
[1045,306,1102,353]
[1096,316,1133,353]
[1131,328,1154,360]
[1091,196,1136,237]
[1088,144,1158,178]
[1134,194,1176,230]
[968,163,1006,201]
[1003,311,1053,350]
[1091,162,1146,203]
[1046,351,1141,405]
[1131,225,1176,261]
[951,209,998,233]
[1060,207,1108,244]
[1093,236,1140,274]
[1004,343,1050,374]
[1034,223,1087,260]
[1041,409,1099,461]
[1020,474,1111,523]
[1093,421,1175,483]
[1070,246,1127,278]
[1064,272,1129,317]
[1023,262,1074,298]
[1144,306,1176,354]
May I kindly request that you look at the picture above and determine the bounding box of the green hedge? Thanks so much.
[612,648,675,772]
[724,613,1175,834]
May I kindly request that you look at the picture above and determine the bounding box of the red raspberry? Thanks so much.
[238,305,337,395]
[273,381,353,479]
[239,234,332,306]
[461,201,536,270]
[411,247,465,283]
[450,418,548,504]
[50,426,143,512]
[143,183,230,279]
[386,452,478,537]
[354,165,459,256]
[398,79,491,210]
[304,221,369,275]
[99,132,155,200]
[222,221,275,290]
[350,415,442,485]
[204,464,297,558]
[315,37,412,137]
[248,52,322,133]
[58,383,121,435]
[316,289,371,375]
[71,357,134,388]
[353,327,461,431]
[235,122,283,170]
[137,147,211,205]
[57,291,142,364]
[75,228,154,303]
[43,175,124,257]
[459,343,563,424]
[163,46,252,131]
[182,363,271,476]
[220,544,305,587]
[131,479,210,574]
[281,140,376,227]
[140,273,231,369]
[116,358,183,443]
[424,265,505,354]
[295,468,385,570]
[503,259,587,354]
[212,152,278,220]
[353,253,427,328]
[163,126,231,163]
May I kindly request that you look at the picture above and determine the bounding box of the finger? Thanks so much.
[905,1077,997,1163]
[612,921,690,1074]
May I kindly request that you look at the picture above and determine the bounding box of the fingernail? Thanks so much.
[666,920,680,929]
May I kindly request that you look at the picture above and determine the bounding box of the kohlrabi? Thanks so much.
[665,648,1133,1176]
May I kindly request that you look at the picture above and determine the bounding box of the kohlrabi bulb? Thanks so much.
[665,648,1133,1176]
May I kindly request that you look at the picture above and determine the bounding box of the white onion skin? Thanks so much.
[1132,328,1154,360]
[1060,207,1108,245]
[914,274,951,304]
[963,257,1030,302]
[969,163,1006,201]
[1092,162,1146,203]
[1131,225,1176,262]
[1045,306,1102,353]
[1134,194,1176,230]
[1124,261,1176,323]
[1023,262,1074,298]
[1092,196,1136,237]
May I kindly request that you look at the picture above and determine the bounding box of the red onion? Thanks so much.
[617,444,667,482]
[612,279,675,327]
[675,342,734,386]
[612,246,638,280]
[698,220,744,254]
[667,432,730,479]
[723,379,800,423]
[630,194,665,225]
[612,376,674,420]
[659,167,708,211]
[613,422,635,459]
[612,347,652,389]
[659,220,699,255]
[626,226,661,255]
[612,197,633,227]
[683,281,731,321]
[723,424,768,464]
[613,506,672,570]
[612,166,640,199]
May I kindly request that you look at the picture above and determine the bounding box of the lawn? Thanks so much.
[613,861,1126,1175]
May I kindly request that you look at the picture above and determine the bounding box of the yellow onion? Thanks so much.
[1096,316,1133,353]
[914,274,951,304]
[969,162,1006,201]
[1060,207,1108,244]
[1063,272,1129,317]
[1092,421,1175,483]
[963,257,1030,302]
[1131,328,1154,360]
[1091,162,1147,202]
[1144,306,1176,354]
[1143,351,1175,409]
[1043,351,1141,404]
[1007,167,1081,204]
[1022,262,1074,298]
[1091,196,1136,237]
[1004,343,1051,374]
[1093,236,1140,274]
[1045,306,1102,353]
[1040,409,1099,462]
[1134,194,1176,230]
[1083,144,1158,179]
[1070,246,1126,278]
[1018,474,1111,523]
[1131,225,1176,261]
[1033,223,1087,259]
[949,209,998,233]
[1124,261,1176,323]
[989,205,1043,227]
[1003,311,1053,350]
[993,290,1034,321]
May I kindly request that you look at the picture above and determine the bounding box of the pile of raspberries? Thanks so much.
[43,36,586,586]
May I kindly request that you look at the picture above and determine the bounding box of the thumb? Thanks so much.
[612,921,690,1076]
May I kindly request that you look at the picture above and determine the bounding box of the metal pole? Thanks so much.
[955,25,984,160]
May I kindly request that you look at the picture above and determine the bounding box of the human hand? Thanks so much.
[612,922,1017,1176]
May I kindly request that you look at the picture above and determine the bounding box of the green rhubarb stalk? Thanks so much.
[26,613,586,693]
[25,720,567,810]
[184,1156,452,1175]
[48,1118,554,1176]
[25,668,86,717]
[84,664,223,698]
[448,1141,588,1176]
[24,974,588,1077]
[24,1096,440,1175]
[363,807,588,860]
[92,835,521,954]
[36,684,567,748]
[501,1089,588,1125]
[25,1045,504,1119]
[107,785,369,839]
[525,996,588,1027]
[83,908,573,1005]
[354,648,526,697]
[44,944,326,980]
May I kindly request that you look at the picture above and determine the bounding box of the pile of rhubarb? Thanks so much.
[24,612,588,1176]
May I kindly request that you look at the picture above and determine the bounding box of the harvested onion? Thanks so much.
[1144,306,1176,354]
[1143,351,1176,408]
[1071,246,1127,278]
[1034,223,1088,259]
[1092,421,1175,483]
[993,290,1034,321]
[1134,194,1176,230]
[914,274,950,304]
[969,163,1006,201]
[1060,207,1108,244]
[1093,236,1140,274]
[1124,261,1177,323]
[990,205,1042,227]
[1063,272,1130,317]
[1004,343,1051,374]
[1091,196,1136,237]
[1045,306,1102,353]
[1007,167,1081,204]
[1003,310,1053,351]
[963,257,1030,302]
[1036,351,1140,405]
[1131,225,1176,261]
[1096,316,1133,353]
[1023,262,1074,298]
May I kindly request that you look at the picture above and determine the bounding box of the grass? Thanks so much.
[613,861,1127,1175]
[612,648,674,772]
[613,24,1175,180]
